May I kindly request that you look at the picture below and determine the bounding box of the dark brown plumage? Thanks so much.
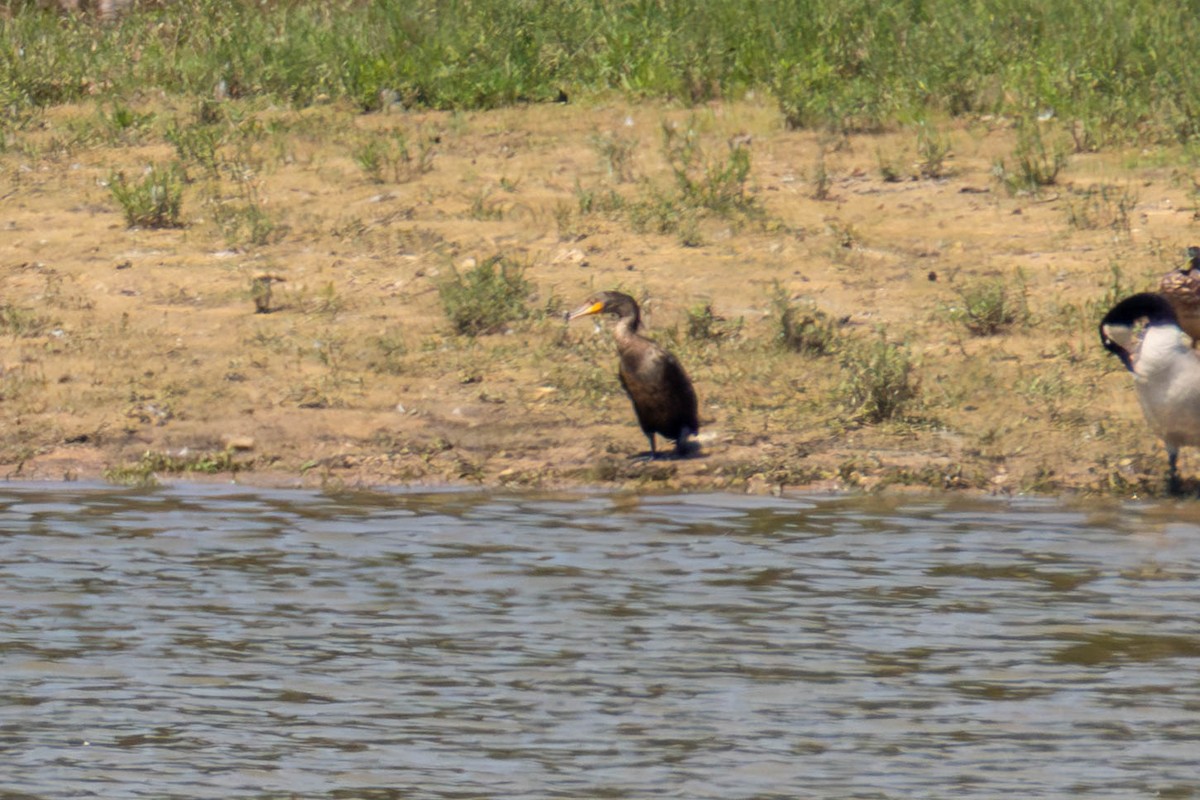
[1159,246,1200,344]
[568,291,699,458]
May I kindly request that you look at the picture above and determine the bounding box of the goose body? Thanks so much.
[1100,292,1200,491]
[1158,246,1200,343]
[568,291,699,458]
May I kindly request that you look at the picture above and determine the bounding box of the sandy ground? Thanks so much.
[0,98,1195,497]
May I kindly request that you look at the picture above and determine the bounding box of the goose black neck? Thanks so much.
[1100,292,1178,329]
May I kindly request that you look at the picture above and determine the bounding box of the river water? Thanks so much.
[2,483,1199,799]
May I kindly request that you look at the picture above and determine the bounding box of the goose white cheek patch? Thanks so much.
[1101,322,1137,352]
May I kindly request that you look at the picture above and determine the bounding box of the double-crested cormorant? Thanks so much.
[1158,246,1200,343]
[1100,292,1200,492]
[568,291,699,459]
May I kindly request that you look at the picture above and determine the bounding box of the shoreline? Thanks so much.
[0,99,1192,501]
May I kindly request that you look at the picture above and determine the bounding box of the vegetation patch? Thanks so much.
[353,127,436,184]
[438,256,534,336]
[836,335,919,424]
[686,303,741,342]
[108,163,185,228]
[1,0,1200,148]
[103,450,254,487]
[948,273,1029,337]
[772,289,841,356]
[993,121,1068,194]
[1063,184,1137,234]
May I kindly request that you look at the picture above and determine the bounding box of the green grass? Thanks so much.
[585,121,766,246]
[772,288,841,356]
[1063,183,1137,233]
[438,255,534,337]
[836,334,919,424]
[352,127,436,184]
[103,449,253,487]
[661,120,757,218]
[0,303,53,337]
[993,120,1069,194]
[686,303,741,342]
[948,273,1030,337]
[3,0,1200,146]
[108,163,185,228]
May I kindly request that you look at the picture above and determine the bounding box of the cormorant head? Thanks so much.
[567,291,642,326]
[1099,292,1180,373]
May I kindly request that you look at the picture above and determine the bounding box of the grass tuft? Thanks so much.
[108,163,185,228]
[837,334,919,423]
[438,256,533,336]
[591,131,639,183]
[103,449,253,487]
[994,121,1068,194]
[772,288,840,356]
[1063,184,1137,234]
[353,127,436,184]
[662,121,756,218]
[949,273,1029,336]
[686,303,740,342]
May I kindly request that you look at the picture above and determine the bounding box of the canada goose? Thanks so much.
[1158,246,1200,343]
[1100,292,1200,492]
[568,291,699,459]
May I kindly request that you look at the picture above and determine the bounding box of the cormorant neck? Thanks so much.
[614,310,642,339]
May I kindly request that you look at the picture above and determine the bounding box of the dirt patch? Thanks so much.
[0,99,1191,497]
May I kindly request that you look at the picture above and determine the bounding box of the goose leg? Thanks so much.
[1167,446,1182,495]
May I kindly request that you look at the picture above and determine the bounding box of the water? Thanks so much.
[2,484,1200,799]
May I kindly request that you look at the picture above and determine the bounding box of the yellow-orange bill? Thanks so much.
[567,301,604,321]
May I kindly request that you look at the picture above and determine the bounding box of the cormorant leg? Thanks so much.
[1167,447,1182,495]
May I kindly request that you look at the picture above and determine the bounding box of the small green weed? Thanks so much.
[469,186,507,220]
[314,281,343,316]
[352,137,388,183]
[686,303,740,342]
[876,145,909,183]
[916,123,952,179]
[206,171,279,246]
[100,103,155,145]
[949,273,1028,336]
[104,449,252,487]
[165,119,224,180]
[353,128,435,184]
[0,303,52,337]
[772,287,840,355]
[1063,184,1137,234]
[438,255,533,336]
[575,181,625,217]
[662,121,757,217]
[591,131,639,183]
[1090,261,1135,318]
[108,163,185,228]
[994,121,1068,194]
[367,326,408,374]
[212,197,277,246]
[837,334,919,423]
[812,145,832,200]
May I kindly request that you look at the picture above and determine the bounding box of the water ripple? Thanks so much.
[0,485,1197,798]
